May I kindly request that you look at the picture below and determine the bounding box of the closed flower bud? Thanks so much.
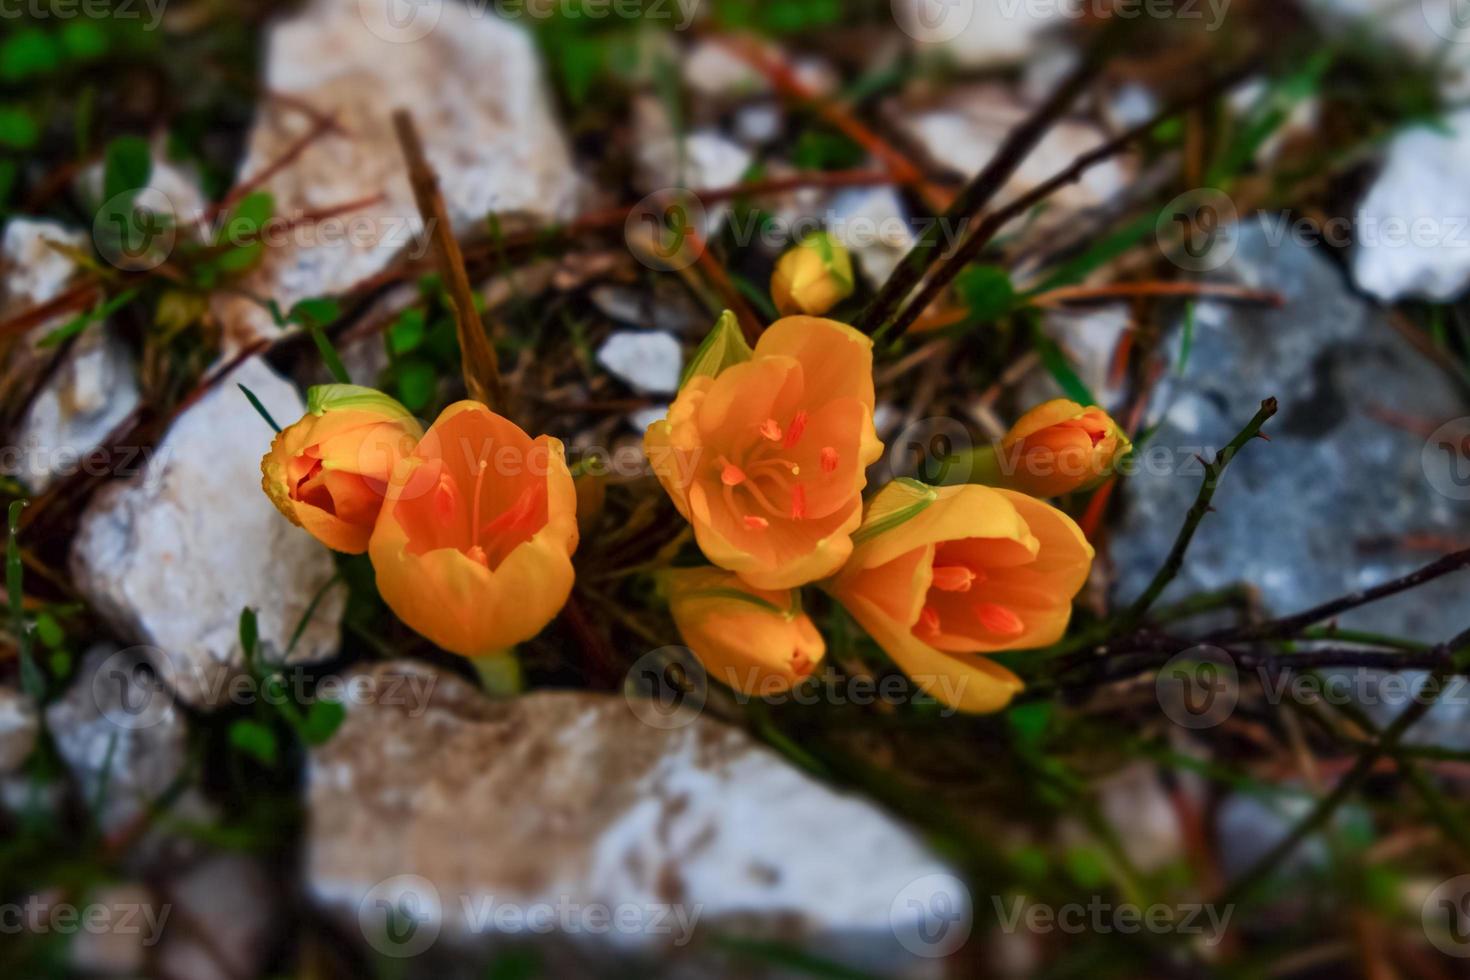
[830,480,1093,713]
[666,566,824,696]
[771,232,854,316]
[645,315,884,590]
[1000,400,1131,498]
[261,385,423,554]
[368,401,579,656]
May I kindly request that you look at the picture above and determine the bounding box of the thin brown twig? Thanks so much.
[1030,281,1284,308]
[392,109,505,411]
[208,113,336,219]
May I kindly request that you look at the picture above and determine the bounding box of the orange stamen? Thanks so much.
[721,462,747,486]
[783,410,808,448]
[759,418,783,442]
[743,515,770,530]
[975,602,1025,636]
[931,565,976,592]
[789,484,807,519]
[918,605,941,635]
[820,447,839,473]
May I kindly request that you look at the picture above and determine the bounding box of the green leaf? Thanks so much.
[850,478,939,545]
[0,29,61,82]
[0,107,39,150]
[212,241,264,274]
[1030,319,1095,406]
[1007,701,1052,750]
[229,721,278,767]
[955,265,1016,322]
[395,359,437,412]
[238,384,282,433]
[288,297,341,330]
[34,612,64,650]
[238,607,258,663]
[229,191,274,234]
[39,288,138,348]
[681,310,753,385]
[103,136,152,204]
[301,699,346,746]
[388,307,426,355]
[60,22,109,61]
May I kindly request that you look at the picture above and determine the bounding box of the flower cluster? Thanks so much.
[262,386,578,657]
[648,311,1123,714]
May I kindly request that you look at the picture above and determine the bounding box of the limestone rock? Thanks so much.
[1352,109,1470,302]
[212,0,581,351]
[596,331,683,395]
[894,0,1063,68]
[70,358,343,708]
[307,662,963,975]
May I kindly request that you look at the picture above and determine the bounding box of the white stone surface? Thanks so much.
[212,0,582,351]
[635,96,753,236]
[70,358,344,708]
[596,331,683,395]
[1352,109,1470,302]
[827,187,918,287]
[0,686,37,773]
[0,220,142,493]
[156,855,276,980]
[894,0,1064,67]
[307,662,961,974]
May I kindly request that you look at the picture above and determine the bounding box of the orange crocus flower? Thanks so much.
[830,480,1094,713]
[645,315,884,590]
[261,385,424,554]
[999,399,1131,498]
[368,401,578,656]
[666,566,825,697]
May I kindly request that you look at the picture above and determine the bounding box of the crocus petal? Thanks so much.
[754,316,875,409]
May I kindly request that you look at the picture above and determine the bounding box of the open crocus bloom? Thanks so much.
[645,316,884,590]
[369,401,578,656]
[666,566,825,697]
[1000,399,1131,498]
[261,385,423,554]
[830,480,1094,713]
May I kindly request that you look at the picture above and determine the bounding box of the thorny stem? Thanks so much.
[392,109,505,412]
[1121,397,1279,629]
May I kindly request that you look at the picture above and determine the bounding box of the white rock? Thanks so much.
[899,84,1130,219]
[1096,764,1183,873]
[1352,110,1470,302]
[635,96,753,236]
[0,220,143,493]
[734,102,784,146]
[682,39,767,98]
[46,647,212,840]
[827,187,917,287]
[211,0,581,352]
[308,662,962,974]
[0,686,37,773]
[70,358,344,708]
[596,331,683,395]
[895,0,1064,67]
[156,854,276,980]
[67,883,161,975]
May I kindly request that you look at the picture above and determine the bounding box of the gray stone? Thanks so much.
[45,647,211,840]
[0,686,37,773]
[307,662,961,976]
[1112,228,1469,735]
[66,883,164,976]
[155,854,276,980]
[596,331,683,395]
[70,357,343,708]
[211,0,581,352]
[894,0,1063,67]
